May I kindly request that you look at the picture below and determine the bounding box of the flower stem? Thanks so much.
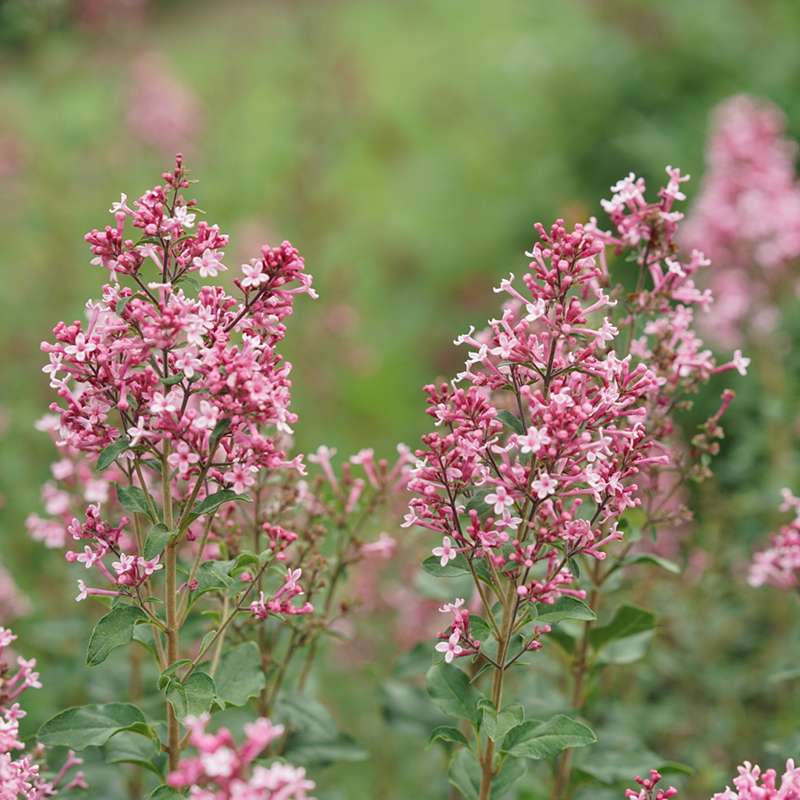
[479,582,517,800]
[162,443,180,772]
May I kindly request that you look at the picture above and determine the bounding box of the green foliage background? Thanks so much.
[1,1,800,797]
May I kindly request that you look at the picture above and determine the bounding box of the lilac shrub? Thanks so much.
[29,157,406,795]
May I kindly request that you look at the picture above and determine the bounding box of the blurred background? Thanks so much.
[2,1,800,797]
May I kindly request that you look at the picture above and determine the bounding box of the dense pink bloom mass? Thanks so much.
[749,489,800,590]
[36,155,317,605]
[168,714,315,799]
[711,760,800,800]
[627,761,800,800]
[683,95,800,346]
[407,167,739,659]
[0,628,85,798]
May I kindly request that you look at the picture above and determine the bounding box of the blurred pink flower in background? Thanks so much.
[0,565,30,624]
[125,52,201,153]
[683,95,800,347]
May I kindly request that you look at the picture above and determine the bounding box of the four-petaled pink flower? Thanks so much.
[192,248,227,278]
[432,536,458,567]
[518,426,551,455]
[531,470,557,499]
[435,631,463,663]
[485,485,514,515]
[64,333,96,362]
[168,442,200,476]
[241,259,269,289]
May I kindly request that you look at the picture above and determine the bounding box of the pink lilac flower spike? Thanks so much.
[683,95,800,347]
[409,168,738,695]
[712,760,800,800]
[749,490,800,590]
[625,769,678,800]
[35,155,317,607]
[167,714,316,799]
[0,627,86,798]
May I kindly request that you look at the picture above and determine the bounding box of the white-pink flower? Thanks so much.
[432,536,458,567]
[435,631,463,663]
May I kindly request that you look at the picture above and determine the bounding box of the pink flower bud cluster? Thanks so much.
[625,769,678,800]
[167,714,315,799]
[249,567,313,620]
[0,627,86,798]
[683,95,800,346]
[749,489,800,590]
[408,168,738,660]
[711,760,800,800]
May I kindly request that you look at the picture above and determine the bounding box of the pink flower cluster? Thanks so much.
[249,567,313,620]
[0,565,29,623]
[36,156,316,604]
[683,95,800,346]
[408,167,739,660]
[0,628,85,799]
[625,770,678,800]
[711,760,800,800]
[749,489,800,590]
[167,714,315,799]
[125,52,202,153]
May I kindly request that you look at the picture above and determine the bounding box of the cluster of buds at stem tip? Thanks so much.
[625,770,678,800]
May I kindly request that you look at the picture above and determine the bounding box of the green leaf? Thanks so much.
[422,554,471,578]
[38,703,152,750]
[622,553,681,574]
[379,680,449,734]
[426,663,482,724]
[283,734,368,765]
[188,490,241,523]
[468,615,492,644]
[97,437,130,471]
[104,730,164,777]
[482,703,524,743]
[276,692,338,739]
[116,484,153,518]
[209,418,231,449]
[590,605,655,650]
[166,672,216,719]
[501,715,596,759]
[86,604,147,666]
[493,755,527,797]
[534,596,597,624]
[215,642,265,707]
[547,627,576,655]
[597,630,654,665]
[497,410,525,435]
[144,523,172,560]
[276,691,367,766]
[158,659,193,690]
[448,749,481,800]
[149,788,185,799]
[193,560,236,596]
[160,371,185,386]
[429,726,469,747]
